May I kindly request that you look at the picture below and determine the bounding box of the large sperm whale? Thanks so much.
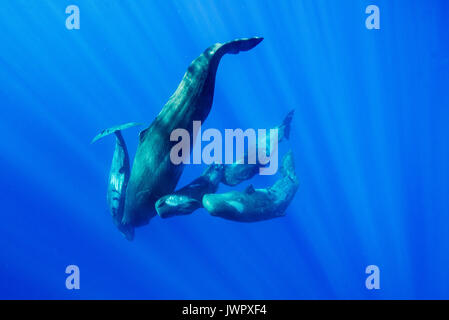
[123,37,263,228]
[94,38,264,238]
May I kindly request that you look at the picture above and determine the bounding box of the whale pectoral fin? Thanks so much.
[244,184,256,194]
[138,127,150,143]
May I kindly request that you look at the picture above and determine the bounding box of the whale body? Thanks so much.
[202,151,299,222]
[91,122,142,239]
[121,37,264,228]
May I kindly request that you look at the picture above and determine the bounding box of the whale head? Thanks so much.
[156,194,201,218]
[202,192,246,218]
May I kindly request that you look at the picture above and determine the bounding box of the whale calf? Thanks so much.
[202,150,299,222]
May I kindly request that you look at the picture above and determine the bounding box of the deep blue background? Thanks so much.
[0,0,448,299]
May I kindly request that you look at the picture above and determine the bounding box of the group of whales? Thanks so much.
[92,37,299,240]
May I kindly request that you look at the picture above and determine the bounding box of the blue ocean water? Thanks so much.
[0,0,448,299]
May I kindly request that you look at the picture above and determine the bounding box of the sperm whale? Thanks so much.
[91,122,142,239]
[202,150,299,222]
[121,37,264,228]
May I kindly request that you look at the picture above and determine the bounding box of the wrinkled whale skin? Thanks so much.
[122,37,264,227]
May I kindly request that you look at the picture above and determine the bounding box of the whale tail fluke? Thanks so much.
[281,110,295,140]
[272,110,295,142]
[220,37,264,55]
[91,122,143,144]
[204,37,263,63]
